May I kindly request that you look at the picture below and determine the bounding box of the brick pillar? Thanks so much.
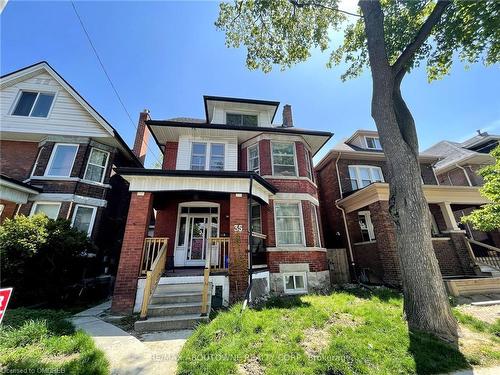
[229,193,249,302]
[111,192,153,314]
[369,201,402,285]
[448,231,477,275]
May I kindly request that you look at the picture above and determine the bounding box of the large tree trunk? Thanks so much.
[359,1,458,344]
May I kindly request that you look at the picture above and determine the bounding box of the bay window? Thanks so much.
[31,202,61,220]
[272,142,297,176]
[71,205,97,236]
[84,148,109,183]
[274,202,304,245]
[12,91,55,118]
[251,203,262,234]
[45,144,79,177]
[247,144,260,174]
[348,165,384,190]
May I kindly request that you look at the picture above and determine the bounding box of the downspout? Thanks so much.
[430,161,440,186]
[242,174,254,311]
[334,152,356,274]
[455,163,472,186]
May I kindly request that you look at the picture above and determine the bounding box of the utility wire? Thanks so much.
[71,1,162,165]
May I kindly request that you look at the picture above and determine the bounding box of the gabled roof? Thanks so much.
[0,61,142,166]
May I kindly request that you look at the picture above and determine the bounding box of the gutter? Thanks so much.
[455,163,472,187]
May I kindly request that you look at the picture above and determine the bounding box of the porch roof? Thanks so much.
[337,182,489,213]
[0,174,41,204]
[116,168,277,203]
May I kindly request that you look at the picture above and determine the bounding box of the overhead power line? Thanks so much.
[71,1,162,165]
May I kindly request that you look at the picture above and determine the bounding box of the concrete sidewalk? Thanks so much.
[72,301,192,375]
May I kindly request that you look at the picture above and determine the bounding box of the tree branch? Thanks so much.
[289,0,362,18]
[392,0,451,75]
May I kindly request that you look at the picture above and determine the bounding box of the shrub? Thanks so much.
[0,215,97,306]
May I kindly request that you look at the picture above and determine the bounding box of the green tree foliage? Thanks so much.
[462,145,500,232]
[0,215,96,306]
[216,0,498,81]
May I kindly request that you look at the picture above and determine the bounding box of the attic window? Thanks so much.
[226,113,258,127]
[365,136,382,150]
[12,91,55,118]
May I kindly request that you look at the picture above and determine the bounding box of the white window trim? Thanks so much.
[30,201,61,219]
[10,89,57,119]
[348,165,384,190]
[250,202,262,235]
[247,143,260,174]
[0,204,5,217]
[364,136,382,150]
[190,141,226,171]
[71,204,97,236]
[273,201,306,247]
[358,210,375,241]
[45,143,79,178]
[271,141,298,177]
[83,148,110,184]
[283,272,308,294]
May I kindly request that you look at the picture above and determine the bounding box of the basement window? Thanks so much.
[12,91,55,118]
[283,272,307,294]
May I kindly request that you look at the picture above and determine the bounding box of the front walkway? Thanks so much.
[72,301,192,375]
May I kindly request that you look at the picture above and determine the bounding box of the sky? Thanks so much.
[1,1,499,167]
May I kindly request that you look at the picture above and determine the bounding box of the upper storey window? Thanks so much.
[247,144,260,174]
[190,142,225,171]
[272,142,297,177]
[348,165,384,190]
[12,91,55,118]
[45,144,79,177]
[84,148,110,183]
[365,136,382,150]
[226,113,258,127]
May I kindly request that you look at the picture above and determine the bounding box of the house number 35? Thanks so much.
[233,224,243,232]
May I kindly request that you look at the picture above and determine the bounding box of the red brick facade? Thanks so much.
[0,140,39,180]
[267,251,327,273]
[229,193,249,301]
[0,200,18,224]
[162,142,178,170]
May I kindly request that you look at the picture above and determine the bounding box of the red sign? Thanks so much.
[0,288,13,324]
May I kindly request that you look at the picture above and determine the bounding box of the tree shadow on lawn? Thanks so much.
[408,330,470,374]
[254,295,312,310]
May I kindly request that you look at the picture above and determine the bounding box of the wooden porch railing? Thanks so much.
[201,237,230,316]
[466,238,500,271]
[140,238,168,319]
[140,237,168,277]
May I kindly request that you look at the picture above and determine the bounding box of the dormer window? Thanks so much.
[365,136,382,150]
[226,113,258,127]
[12,91,55,118]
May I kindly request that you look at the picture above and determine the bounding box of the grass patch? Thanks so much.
[0,308,109,374]
[178,287,500,375]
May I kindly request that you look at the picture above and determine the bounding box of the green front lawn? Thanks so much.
[0,308,109,374]
[178,287,500,375]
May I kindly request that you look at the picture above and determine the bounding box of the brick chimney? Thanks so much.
[282,104,293,128]
[133,109,151,165]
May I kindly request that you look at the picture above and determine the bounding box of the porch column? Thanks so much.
[229,193,249,302]
[438,202,460,231]
[111,191,153,314]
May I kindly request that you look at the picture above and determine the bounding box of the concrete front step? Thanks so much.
[134,314,209,332]
[155,282,205,294]
[150,291,207,305]
[147,302,202,317]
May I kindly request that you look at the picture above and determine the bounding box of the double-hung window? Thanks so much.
[45,144,79,177]
[272,142,297,176]
[348,165,384,190]
[12,91,55,118]
[358,211,375,242]
[365,136,382,150]
[190,142,225,171]
[190,142,207,170]
[275,202,304,245]
[247,144,260,174]
[251,203,262,234]
[209,143,225,171]
[283,272,307,294]
[226,113,258,127]
[84,148,109,183]
[72,205,97,236]
[31,202,61,220]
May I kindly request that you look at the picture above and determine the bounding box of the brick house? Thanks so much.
[0,62,142,275]
[315,130,495,285]
[111,96,332,325]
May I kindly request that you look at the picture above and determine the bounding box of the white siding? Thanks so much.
[0,72,110,138]
[175,135,238,171]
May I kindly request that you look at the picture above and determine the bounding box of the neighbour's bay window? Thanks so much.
[45,144,79,177]
[226,113,258,127]
[348,165,384,190]
[84,148,110,183]
[272,142,297,177]
[12,91,55,118]
[358,211,375,242]
[31,202,61,220]
[190,142,225,171]
[247,144,260,174]
[275,202,304,245]
[72,205,97,236]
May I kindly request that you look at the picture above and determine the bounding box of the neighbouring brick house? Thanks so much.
[315,129,493,284]
[0,62,142,275]
[111,96,332,316]
[423,131,500,247]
